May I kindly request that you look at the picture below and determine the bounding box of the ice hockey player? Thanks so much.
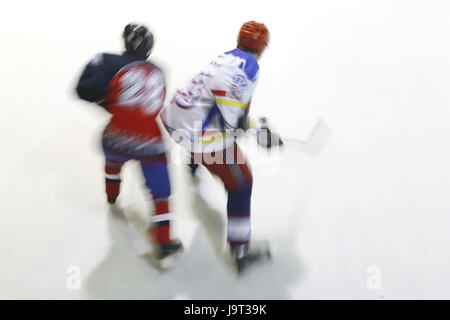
[75,23,182,263]
[160,21,282,273]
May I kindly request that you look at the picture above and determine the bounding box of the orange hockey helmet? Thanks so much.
[237,21,269,55]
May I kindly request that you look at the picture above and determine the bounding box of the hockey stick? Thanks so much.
[279,118,323,147]
[244,117,324,149]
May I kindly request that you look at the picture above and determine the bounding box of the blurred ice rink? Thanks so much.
[1,0,450,299]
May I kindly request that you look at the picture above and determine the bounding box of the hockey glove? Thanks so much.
[256,117,284,149]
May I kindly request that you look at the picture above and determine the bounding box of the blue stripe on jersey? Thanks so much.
[201,104,220,132]
[218,109,234,129]
[218,111,226,131]
[202,103,234,132]
[224,49,259,82]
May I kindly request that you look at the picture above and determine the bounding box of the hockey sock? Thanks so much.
[105,160,123,203]
[149,198,172,244]
[227,187,252,246]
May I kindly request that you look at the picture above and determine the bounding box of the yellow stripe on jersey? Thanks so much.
[199,132,227,144]
[216,98,247,109]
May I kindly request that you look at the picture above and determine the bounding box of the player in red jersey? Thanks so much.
[76,23,182,263]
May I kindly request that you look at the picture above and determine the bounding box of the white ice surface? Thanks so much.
[1,0,450,299]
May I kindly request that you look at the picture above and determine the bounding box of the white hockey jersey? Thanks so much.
[161,48,259,153]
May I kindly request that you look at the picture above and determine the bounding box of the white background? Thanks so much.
[1,0,450,299]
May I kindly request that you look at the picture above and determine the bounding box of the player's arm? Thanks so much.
[237,100,252,131]
[211,72,252,131]
[75,54,112,105]
[213,71,282,148]
[213,90,249,130]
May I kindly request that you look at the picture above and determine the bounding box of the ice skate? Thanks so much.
[230,241,271,275]
[154,239,184,269]
[107,200,127,221]
[107,196,117,205]
[188,163,200,187]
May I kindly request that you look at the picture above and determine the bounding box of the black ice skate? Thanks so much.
[188,163,200,187]
[155,240,183,262]
[107,201,127,221]
[230,242,271,275]
[107,197,117,204]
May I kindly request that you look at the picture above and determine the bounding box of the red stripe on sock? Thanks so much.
[105,180,121,199]
[105,166,121,175]
[150,226,171,244]
[155,201,169,215]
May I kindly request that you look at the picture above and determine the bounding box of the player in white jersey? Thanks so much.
[161,21,281,273]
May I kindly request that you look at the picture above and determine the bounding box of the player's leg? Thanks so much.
[140,155,182,260]
[105,160,124,204]
[197,143,270,273]
[198,143,253,246]
[223,143,253,247]
[103,145,129,204]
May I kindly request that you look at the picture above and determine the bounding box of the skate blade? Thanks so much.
[108,203,128,220]
[141,250,182,272]
[235,248,272,275]
[158,251,182,270]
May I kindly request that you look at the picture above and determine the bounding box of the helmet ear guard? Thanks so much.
[237,21,269,55]
[123,23,154,58]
